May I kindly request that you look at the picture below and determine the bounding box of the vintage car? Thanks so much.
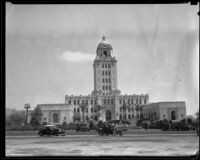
[76,122,90,132]
[98,124,123,136]
[38,125,65,136]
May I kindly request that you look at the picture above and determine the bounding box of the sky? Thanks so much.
[6,4,199,115]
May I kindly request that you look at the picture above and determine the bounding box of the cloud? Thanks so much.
[59,50,95,62]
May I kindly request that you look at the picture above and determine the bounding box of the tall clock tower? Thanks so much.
[92,35,121,96]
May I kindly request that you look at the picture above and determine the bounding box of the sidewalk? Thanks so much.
[6,129,197,136]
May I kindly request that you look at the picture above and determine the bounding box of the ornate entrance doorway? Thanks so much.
[106,110,111,121]
[53,113,59,123]
[171,110,176,120]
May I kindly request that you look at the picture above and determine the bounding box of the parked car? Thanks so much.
[38,125,65,136]
[76,123,90,132]
[98,124,123,136]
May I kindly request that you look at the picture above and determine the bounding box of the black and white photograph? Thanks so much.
[5,3,199,157]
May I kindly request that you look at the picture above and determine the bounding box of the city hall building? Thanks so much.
[37,35,186,124]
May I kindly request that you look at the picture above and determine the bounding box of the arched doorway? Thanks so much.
[171,110,176,120]
[106,110,112,122]
[53,113,59,123]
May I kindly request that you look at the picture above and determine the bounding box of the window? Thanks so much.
[123,99,125,104]
[86,116,89,120]
[74,108,76,113]
[91,100,93,105]
[128,115,131,119]
[119,99,122,104]
[105,64,107,68]
[107,99,110,104]
[74,100,76,105]
[132,107,134,111]
[139,99,142,104]
[102,78,104,83]
[94,100,97,105]
[91,108,93,112]
[128,107,130,112]
[131,99,133,104]
[103,86,104,90]
[77,100,80,105]
[108,71,110,76]
[109,78,111,83]
[64,117,66,120]
[105,71,107,75]
[44,117,46,120]
[108,64,110,68]
[120,108,122,112]
[109,86,111,90]
[144,99,146,104]
[105,78,107,83]
[68,100,71,104]
[104,99,106,105]
[86,100,88,104]
[136,99,138,104]
[82,100,84,104]
[102,71,104,75]
[102,64,104,68]
[106,86,108,90]
[111,99,114,104]
[128,99,130,104]
[91,115,93,119]
[86,108,88,113]
[77,108,80,113]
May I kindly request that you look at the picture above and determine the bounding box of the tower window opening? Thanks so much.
[104,51,107,57]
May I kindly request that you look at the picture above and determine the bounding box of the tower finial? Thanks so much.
[102,34,106,41]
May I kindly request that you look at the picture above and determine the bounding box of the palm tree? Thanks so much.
[135,105,140,119]
[95,104,101,120]
[139,105,144,120]
[122,103,128,121]
[80,102,87,122]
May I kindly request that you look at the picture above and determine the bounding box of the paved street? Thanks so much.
[6,132,199,156]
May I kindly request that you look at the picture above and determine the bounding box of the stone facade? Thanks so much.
[142,102,186,121]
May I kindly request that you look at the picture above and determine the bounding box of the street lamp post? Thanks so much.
[24,103,31,125]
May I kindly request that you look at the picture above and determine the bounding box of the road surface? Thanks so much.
[6,133,199,156]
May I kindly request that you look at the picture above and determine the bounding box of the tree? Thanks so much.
[79,102,87,122]
[195,110,199,122]
[135,105,140,119]
[6,110,26,127]
[122,103,128,121]
[95,104,101,120]
[30,106,43,127]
